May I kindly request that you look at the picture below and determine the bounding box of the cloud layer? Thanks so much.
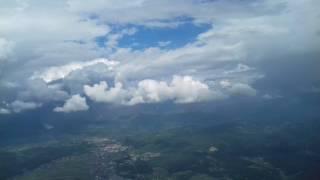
[10,100,42,113]
[0,0,319,113]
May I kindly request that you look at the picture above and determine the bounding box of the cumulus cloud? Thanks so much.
[129,79,174,104]
[84,81,129,104]
[10,100,42,113]
[169,75,218,103]
[84,75,224,105]
[54,94,89,113]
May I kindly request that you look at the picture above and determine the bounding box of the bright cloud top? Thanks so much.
[32,58,119,83]
[54,94,89,113]
[84,75,228,106]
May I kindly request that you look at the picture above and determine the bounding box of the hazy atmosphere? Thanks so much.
[0,0,320,179]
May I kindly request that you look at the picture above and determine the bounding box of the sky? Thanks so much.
[0,0,319,114]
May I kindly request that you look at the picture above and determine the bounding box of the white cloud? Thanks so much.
[84,75,224,105]
[224,64,253,74]
[158,41,171,47]
[0,1,109,43]
[0,38,14,62]
[227,83,257,97]
[0,108,11,114]
[0,0,111,88]
[219,80,257,97]
[31,58,119,83]
[10,100,42,113]
[0,0,319,110]
[54,94,89,113]
[170,75,218,103]
[84,81,129,104]
[66,0,282,27]
[130,79,173,104]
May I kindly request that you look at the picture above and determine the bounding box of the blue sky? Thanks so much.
[95,22,211,50]
[119,23,211,49]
